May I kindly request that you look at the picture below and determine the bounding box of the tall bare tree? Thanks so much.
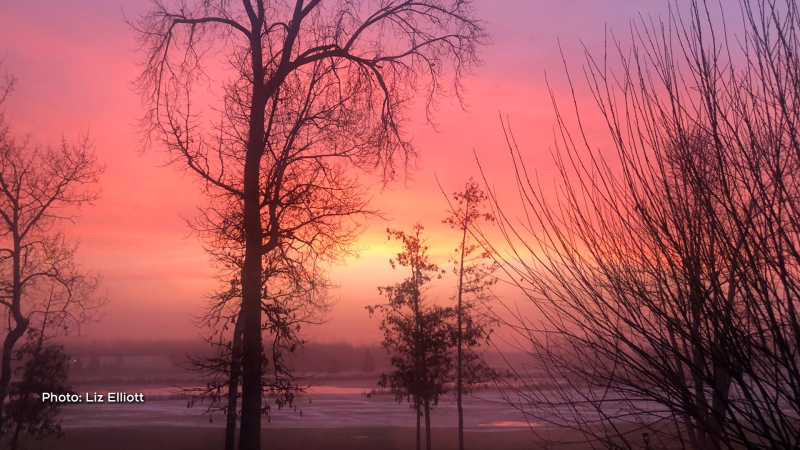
[181,60,358,450]
[131,2,487,448]
[441,177,496,450]
[480,1,800,449]
[0,71,103,435]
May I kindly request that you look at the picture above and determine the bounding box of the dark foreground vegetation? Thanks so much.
[482,1,800,449]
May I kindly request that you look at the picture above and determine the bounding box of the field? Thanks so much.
[14,427,552,450]
[2,379,604,450]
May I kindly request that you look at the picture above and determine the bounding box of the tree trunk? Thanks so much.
[456,223,467,450]
[0,241,28,437]
[238,137,265,450]
[412,263,423,450]
[456,321,463,450]
[416,402,421,450]
[424,397,432,450]
[238,20,266,450]
[0,323,27,436]
[226,317,244,450]
[10,416,22,450]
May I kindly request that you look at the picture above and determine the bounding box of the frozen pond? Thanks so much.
[58,385,533,431]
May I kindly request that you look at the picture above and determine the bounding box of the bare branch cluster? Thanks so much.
[480,1,800,449]
[130,2,487,448]
[0,68,104,437]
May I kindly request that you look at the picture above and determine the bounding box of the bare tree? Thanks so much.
[440,177,496,450]
[181,64,356,449]
[130,2,487,448]
[0,70,13,109]
[0,71,103,435]
[477,1,800,449]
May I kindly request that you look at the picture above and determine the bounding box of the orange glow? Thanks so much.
[0,0,672,343]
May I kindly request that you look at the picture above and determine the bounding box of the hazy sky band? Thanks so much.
[0,0,676,343]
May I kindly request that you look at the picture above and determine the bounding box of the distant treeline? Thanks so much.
[61,339,519,375]
[63,339,209,358]
[62,340,391,374]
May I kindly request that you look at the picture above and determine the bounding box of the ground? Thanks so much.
[11,426,563,450]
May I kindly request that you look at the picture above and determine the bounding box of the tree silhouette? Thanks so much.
[130,2,488,448]
[0,69,103,436]
[176,59,357,449]
[185,249,330,450]
[368,224,454,450]
[4,327,73,450]
[482,1,800,449]
[441,177,497,450]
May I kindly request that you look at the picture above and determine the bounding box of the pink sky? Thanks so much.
[0,0,672,344]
